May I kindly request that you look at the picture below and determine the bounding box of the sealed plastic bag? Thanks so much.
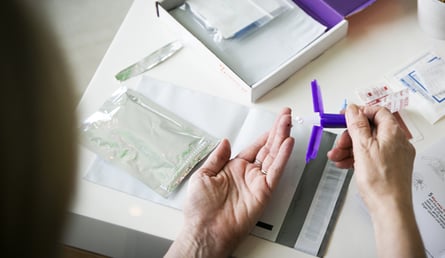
[80,87,219,197]
[186,0,295,40]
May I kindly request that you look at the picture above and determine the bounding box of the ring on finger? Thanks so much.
[254,159,262,166]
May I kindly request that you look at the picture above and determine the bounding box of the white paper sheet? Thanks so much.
[84,76,311,241]
[412,137,445,258]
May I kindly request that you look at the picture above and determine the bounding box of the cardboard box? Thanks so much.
[156,0,375,102]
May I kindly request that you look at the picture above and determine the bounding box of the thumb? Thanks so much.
[345,104,372,148]
[198,139,231,177]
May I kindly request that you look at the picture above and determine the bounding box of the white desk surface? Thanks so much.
[73,0,445,257]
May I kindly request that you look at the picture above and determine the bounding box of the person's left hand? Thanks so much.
[165,108,294,258]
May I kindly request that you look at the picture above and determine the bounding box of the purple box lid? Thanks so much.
[294,0,376,29]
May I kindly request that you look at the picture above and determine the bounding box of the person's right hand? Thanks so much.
[328,104,425,258]
[329,104,415,210]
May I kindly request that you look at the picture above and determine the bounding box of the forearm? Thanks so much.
[370,199,425,258]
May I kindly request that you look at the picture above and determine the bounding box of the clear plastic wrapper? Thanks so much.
[80,87,219,197]
[393,52,445,124]
[185,0,295,41]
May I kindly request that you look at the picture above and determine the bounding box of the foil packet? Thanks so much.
[80,87,219,197]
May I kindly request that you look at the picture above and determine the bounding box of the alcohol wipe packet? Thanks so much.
[80,87,219,197]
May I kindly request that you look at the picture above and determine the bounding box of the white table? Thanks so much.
[71,0,445,257]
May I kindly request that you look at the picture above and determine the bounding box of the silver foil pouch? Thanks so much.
[80,87,219,197]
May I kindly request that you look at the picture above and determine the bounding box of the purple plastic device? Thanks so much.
[305,80,346,163]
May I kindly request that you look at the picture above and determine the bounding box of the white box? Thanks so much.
[156,0,375,102]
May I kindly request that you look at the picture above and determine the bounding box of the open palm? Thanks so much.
[182,108,294,256]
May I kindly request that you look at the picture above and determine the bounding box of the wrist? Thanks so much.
[363,188,414,220]
[165,224,233,258]
[369,195,414,223]
[368,197,425,258]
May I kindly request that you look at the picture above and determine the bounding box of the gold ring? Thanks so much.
[261,169,268,175]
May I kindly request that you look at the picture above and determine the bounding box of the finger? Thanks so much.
[335,130,352,150]
[238,108,291,164]
[327,147,353,163]
[257,110,292,168]
[198,139,231,177]
[363,105,392,121]
[366,107,411,151]
[364,106,398,133]
[345,104,372,149]
[334,158,354,169]
[235,132,268,162]
[328,130,353,162]
[265,137,294,190]
[328,143,354,168]
[268,108,292,154]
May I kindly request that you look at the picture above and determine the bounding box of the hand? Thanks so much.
[165,108,294,258]
[328,104,425,258]
[328,104,415,209]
